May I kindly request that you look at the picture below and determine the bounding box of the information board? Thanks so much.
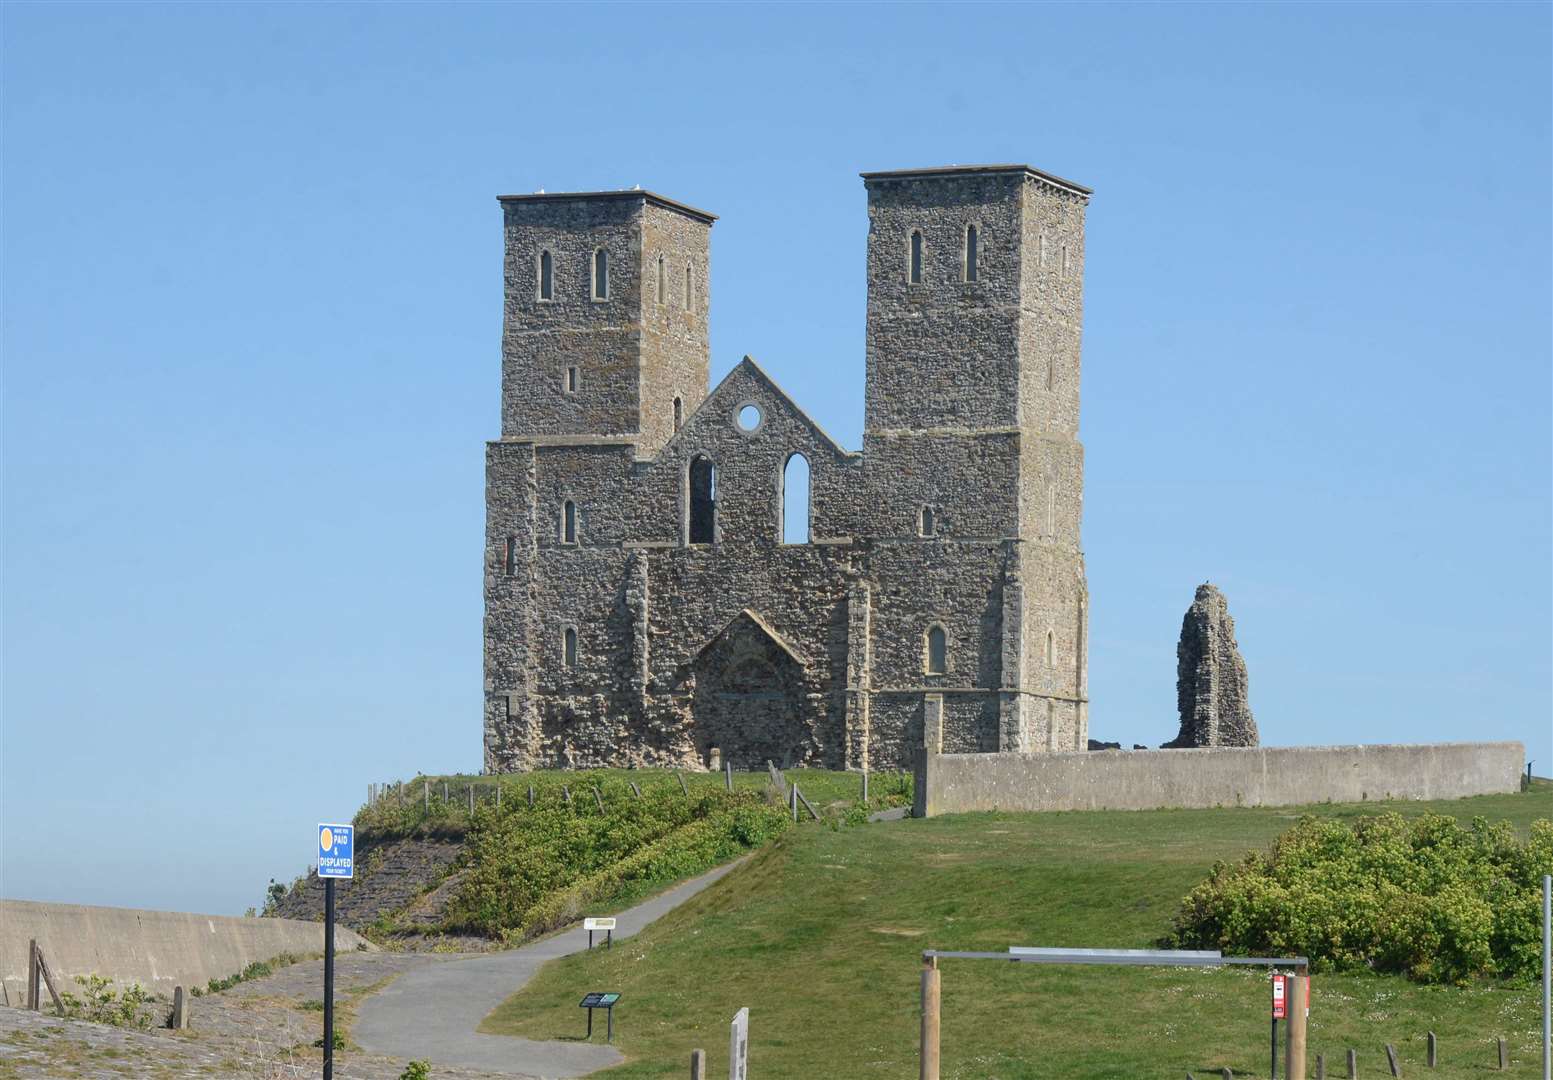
[729,1006,749,1080]
[1271,974,1287,1019]
[579,992,621,1009]
[317,823,354,880]
[583,918,616,931]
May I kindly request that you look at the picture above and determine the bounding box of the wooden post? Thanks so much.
[863,769,869,802]
[1497,1038,1509,1070]
[690,1048,706,1080]
[172,985,189,1029]
[443,781,448,803]
[630,781,642,799]
[1348,1049,1358,1078]
[27,939,38,1011]
[796,785,820,821]
[593,787,605,813]
[920,956,940,1080]
[724,760,732,791]
[790,783,798,822]
[1288,974,1307,1080]
[1317,1054,1326,1079]
[32,945,61,1014]
[563,784,572,805]
[528,784,535,807]
[497,785,502,809]
[469,785,475,814]
[424,780,429,809]
[676,771,689,797]
[1426,1032,1435,1068]
[1385,1044,1401,1077]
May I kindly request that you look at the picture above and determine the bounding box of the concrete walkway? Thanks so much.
[354,861,743,1079]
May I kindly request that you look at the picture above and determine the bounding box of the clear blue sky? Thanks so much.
[4,3,1549,916]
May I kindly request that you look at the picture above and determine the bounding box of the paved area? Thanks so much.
[354,860,743,1077]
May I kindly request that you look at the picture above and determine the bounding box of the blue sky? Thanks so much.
[3,3,1548,916]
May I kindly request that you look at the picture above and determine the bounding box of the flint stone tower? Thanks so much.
[1164,583,1258,748]
[484,165,1091,772]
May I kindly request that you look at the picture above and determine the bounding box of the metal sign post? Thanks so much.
[317,823,354,1080]
[579,992,621,1042]
[1271,973,1287,1079]
[584,916,616,950]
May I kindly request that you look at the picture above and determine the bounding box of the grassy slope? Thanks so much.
[482,781,1553,1079]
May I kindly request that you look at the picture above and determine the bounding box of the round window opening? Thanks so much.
[736,404,763,433]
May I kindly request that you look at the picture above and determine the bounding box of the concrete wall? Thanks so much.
[0,900,372,1001]
[914,741,1526,816]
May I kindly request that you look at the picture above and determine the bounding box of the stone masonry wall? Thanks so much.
[485,166,1093,773]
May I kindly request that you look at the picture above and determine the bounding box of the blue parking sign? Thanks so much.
[317,823,354,879]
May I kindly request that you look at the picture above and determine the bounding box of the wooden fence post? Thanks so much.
[468,785,475,814]
[424,780,429,809]
[1317,1053,1326,1079]
[528,784,535,807]
[1288,973,1307,1079]
[497,785,502,809]
[172,985,189,1029]
[724,760,732,791]
[689,1048,706,1080]
[796,785,819,821]
[1348,1048,1358,1078]
[920,956,940,1080]
[27,940,38,1010]
[1426,1032,1435,1068]
[1497,1037,1509,1070]
[593,787,605,813]
[676,771,689,797]
[443,781,448,803]
[629,781,642,799]
[1385,1044,1401,1077]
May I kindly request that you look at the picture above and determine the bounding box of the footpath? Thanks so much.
[353,860,744,1077]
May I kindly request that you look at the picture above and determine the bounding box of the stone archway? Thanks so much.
[691,609,811,770]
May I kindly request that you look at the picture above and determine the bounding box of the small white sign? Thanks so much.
[583,917,616,931]
[729,1007,749,1080]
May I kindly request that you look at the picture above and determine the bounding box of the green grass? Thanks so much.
[480,781,1553,1079]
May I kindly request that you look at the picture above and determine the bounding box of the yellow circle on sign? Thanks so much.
[320,827,333,851]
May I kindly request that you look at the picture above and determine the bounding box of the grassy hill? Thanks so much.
[481,781,1553,1079]
[271,767,910,942]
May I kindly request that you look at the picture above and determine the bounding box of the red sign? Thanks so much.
[1271,974,1287,1019]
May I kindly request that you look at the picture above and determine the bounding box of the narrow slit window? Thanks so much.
[593,249,608,299]
[781,453,811,544]
[1046,356,1055,392]
[538,250,554,300]
[1047,485,1057,538]
[685,265,693,308]
[563,626,578,668]
[909,231,923,284]
[926,625,948,675]
[1046,630,1056,667]
[565,366,579,394]
[964,224,979,282]
[504,537,516,576]
[688,455,716,544]
[673,396,683,431]
[657,255,665,305]
[562,500,578,544]
[1039,234,1047,268]
[1061,243,1069,277]
[920,505,935,537]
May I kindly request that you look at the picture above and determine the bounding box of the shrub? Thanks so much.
[399,1062,431,1080]
[57,975,153,1029]
[1169,814,1553,984]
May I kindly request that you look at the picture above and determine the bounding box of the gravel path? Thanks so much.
[353,861,744,1077]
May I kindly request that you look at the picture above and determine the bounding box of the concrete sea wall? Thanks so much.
[914,741,1526,817]
[0,900,372,1002]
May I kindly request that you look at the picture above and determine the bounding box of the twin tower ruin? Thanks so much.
[484,164,1091,773]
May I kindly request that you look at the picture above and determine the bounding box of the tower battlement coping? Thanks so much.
[859,163,1092,199]
[496,188,718,224]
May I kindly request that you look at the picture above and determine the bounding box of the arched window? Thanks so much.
[688,455,716,544]
[538,250,554,300]
[1046,629,1056,667]
[781,453,811,544]
[925,625,948,675]
[685,264,693,308]
[964,224,979,282]
[563,626,578,668]
[562,500,578,544]
[673,396,683,432]
[909,230,923,284]
[657,254,665,304]
[593,249,609,300]
[565,366,579,394]
[920,505,935,537]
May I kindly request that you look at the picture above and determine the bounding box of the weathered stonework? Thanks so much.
[1164,583,1258,748]
[484,165,1093,772]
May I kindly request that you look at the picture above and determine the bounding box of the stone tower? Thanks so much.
[860,165,1090,753]
[497,190,715,455]
[1164,583,1258,748]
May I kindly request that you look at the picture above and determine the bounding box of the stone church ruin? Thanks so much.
[1163,582,1259,749]
[484,164,1092,772]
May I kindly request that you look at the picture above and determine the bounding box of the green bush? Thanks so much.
[1169,813,1553,984]
[441,777,791,938]
[57,975,153,1029]
[399,1062,431,1080]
